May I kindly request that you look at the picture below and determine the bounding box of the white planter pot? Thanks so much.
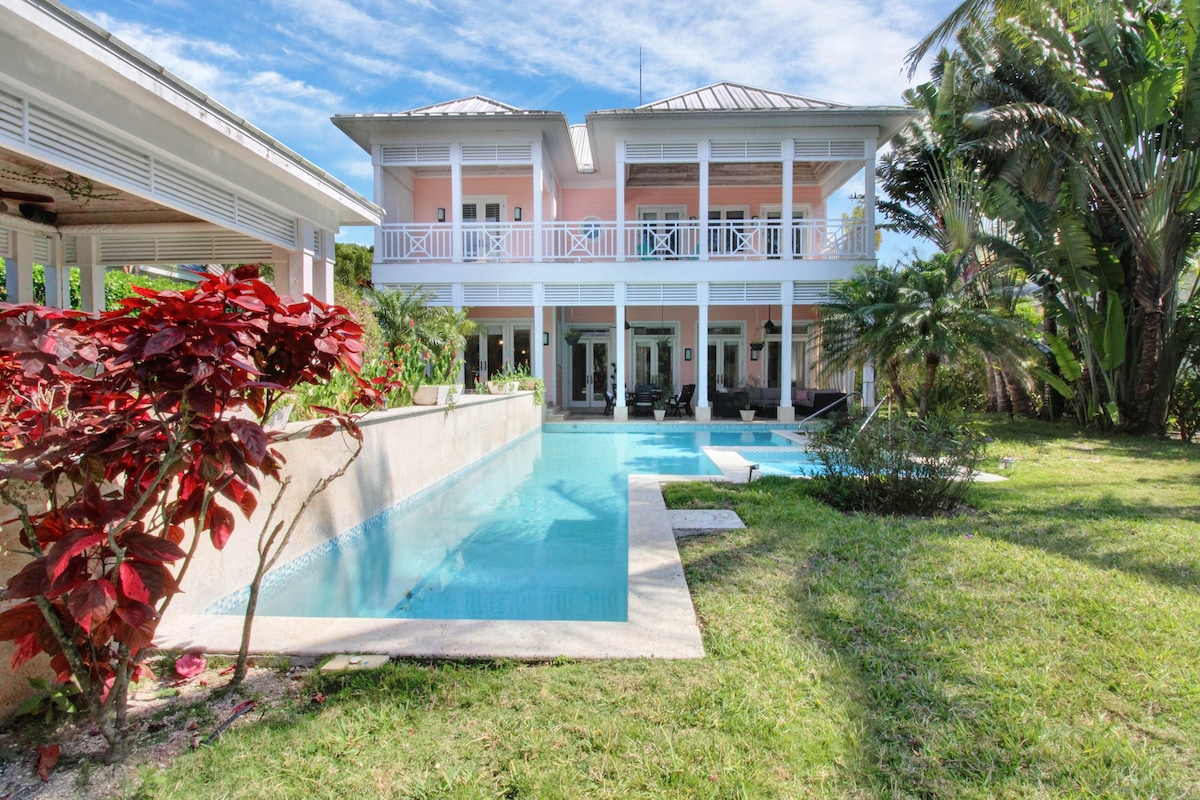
[653,409,667,422]
[739,409,756,422]
[413,384,450,406]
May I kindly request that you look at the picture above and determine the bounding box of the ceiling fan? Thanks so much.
[0,189,57,225]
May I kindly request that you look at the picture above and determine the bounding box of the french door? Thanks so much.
[568,335,611,408]
[462,200,501,260]
[706,325,743,396]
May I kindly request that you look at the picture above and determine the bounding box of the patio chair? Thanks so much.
[665,383,695,417]
[630,384,656,417]
[603,386,615,416]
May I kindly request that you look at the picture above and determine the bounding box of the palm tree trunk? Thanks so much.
[1003,366,1034,417]
[920,355,938,420]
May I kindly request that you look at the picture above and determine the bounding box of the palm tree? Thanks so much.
[817,264,911,411]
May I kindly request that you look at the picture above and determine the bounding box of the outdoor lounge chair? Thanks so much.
[665,383,695,417]
[630,384,656,417]
[603,386,615,416]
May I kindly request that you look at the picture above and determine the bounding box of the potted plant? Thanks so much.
[652,374,672,422]
[739,375,760,422]
[564,328,582,346]
[749,339,765,353]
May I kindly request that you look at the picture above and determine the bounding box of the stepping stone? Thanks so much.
[669,509,745,538]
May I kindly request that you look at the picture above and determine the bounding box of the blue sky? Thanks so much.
[73,0,956,262]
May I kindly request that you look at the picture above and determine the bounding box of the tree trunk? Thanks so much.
[919,355,938,420]
[1003,366,1034,418]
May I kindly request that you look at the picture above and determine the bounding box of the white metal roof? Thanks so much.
[397,96,531,116]
[634,82,851,112]
[569,125,594,172]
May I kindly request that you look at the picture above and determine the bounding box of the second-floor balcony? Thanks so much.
[377,219,869,264]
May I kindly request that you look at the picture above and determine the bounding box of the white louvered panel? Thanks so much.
[0,229,10,259]
[380,144,451,165]
[34,237,51,264]
[710,141,781,161]
[625,283,698,305]
[793,282,832,303]
[624,142,699,162]
[311,228,322,258]
[793,140,866,161]
[0,88,23,143]
[460,144,532,163]
[235,199,296,247]
[461,284,534,306]
[98,234,272,265]
[98,237,158,264]
[154,162,236,225]
[543,283,616,305]
[381,283,454,304]
[830,140,866,159]
[27,107,152,190]
[708,282,783,304]
[61,237,76,265]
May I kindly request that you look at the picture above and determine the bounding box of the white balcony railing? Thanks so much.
[377,219,869,263]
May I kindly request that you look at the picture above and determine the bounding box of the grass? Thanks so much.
[130,419,1199,798]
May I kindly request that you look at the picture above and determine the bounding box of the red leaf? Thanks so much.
[118,561,150,603]
[308,420,336,439]
[123,561,179,602]
[12,632,42,669]
[207,504,235,550]
[174,651,207,679]
[166,525,186,545]
[143,327,186,357]
[67,580,117,635]
[36,744,59,782]
[5,559,52,599]
[0,603,45,642]
[229,418,268,466]
[121,532,186,564]
[44,529,106,583]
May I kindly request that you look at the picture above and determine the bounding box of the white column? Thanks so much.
[532,142,544,262]
[615,140,626,262]
[10,232,36,304]
[778,281,795,422]
[863,362,876,407]
[273,222,316,301]
[372,144,384,262]
[75,236,105,313]
[533,283,545,382]
[699,139,710,262]
[863,136,876,259]
[42,238,69,309]
[783,141,795,260]
[614,284,628,421]
[695,282,711,422]
[317,229,336,304]
[450,143,463,262]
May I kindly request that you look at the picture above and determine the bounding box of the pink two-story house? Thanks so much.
[334,82,911,421]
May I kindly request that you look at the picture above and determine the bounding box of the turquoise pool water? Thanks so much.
[744,449,826,477]
[230,426,793,623]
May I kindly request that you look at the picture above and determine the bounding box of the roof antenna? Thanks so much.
[638,47,643,105]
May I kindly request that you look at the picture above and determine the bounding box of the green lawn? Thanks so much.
[138,420,1200,799]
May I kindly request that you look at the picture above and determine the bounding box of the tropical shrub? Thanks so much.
[803,414,985,515]
[0,268,375,761]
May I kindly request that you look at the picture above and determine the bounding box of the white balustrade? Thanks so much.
[378,218,869,263]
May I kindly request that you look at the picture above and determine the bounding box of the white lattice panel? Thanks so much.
[460,144,532,163]
[793,140,866,161]
[28,106,152,189]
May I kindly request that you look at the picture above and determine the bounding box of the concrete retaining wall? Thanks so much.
[0,392,541,717]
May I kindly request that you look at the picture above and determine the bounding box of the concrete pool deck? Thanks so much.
[156,472,714,661]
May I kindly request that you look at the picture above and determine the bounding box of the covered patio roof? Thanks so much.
[0,0,381,309]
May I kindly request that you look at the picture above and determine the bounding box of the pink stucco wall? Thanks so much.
[405,179,827,223]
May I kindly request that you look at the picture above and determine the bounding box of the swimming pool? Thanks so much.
[212,426,799,623]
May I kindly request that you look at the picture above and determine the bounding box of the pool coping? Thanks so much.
[156,474,717,661]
